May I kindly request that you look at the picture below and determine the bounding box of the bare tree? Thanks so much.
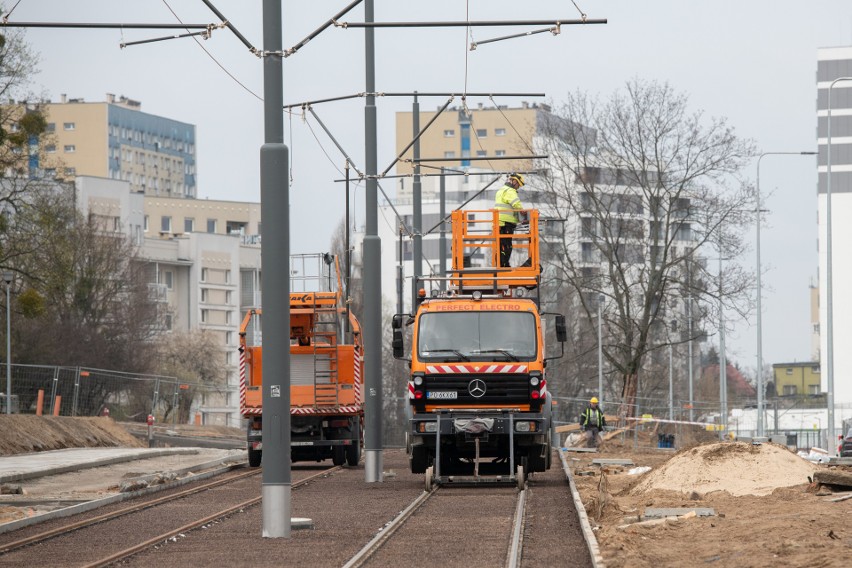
[535,79,756,421]
[153,330,225,423]
[8,186,161,374]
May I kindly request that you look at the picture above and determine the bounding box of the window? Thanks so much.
[782,385,797,396]
[808,385,820,395]
[64,145,76,153]
[785,368,793,375]
[161,216,171,233]
[495,150,506,157]
[476,150,487,157]
[184,218,194,233]
[495,128,507,136]
[144,215,149,232]
[63,122,75,131]
[46,123,55,132]
[164,314,173,331]
[207,219,217,233]
[225,291,232,304]
[225,270,231,284]
[201,268,208,282]
[443,151,456,158]
[201,289,209,302]
[45,144,56,153]
[162,270,174,290]
[201,309,209,323]
[64,167,76,176]
[443,129,455,137]
[475,128,487,137]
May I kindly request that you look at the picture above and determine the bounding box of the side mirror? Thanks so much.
[392,314,405,359]
[555,315,567,343]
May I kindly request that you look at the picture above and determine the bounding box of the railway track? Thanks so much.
[0,465,341,567]
[343,481,529,568]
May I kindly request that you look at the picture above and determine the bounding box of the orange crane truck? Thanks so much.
[392,209,566,488]
[239,253,363,468]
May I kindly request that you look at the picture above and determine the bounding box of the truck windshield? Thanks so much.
[417,311,537,361]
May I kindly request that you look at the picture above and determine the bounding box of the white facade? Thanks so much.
[817,46,852,405]
[75,176,262,426]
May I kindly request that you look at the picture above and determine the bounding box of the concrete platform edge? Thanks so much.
[559,448,605,568]
[0,448,205,484]
[0,461,244,535]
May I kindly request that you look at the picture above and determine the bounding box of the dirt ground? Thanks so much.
[569,430,852,568]
[3,417,851,566]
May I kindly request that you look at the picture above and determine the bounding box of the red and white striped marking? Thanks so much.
[239,347,247,415]
[425,364,528,374]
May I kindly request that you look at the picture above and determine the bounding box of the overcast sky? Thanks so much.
[13,1,852,373]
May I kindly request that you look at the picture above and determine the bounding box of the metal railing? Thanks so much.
[2,363,229,425]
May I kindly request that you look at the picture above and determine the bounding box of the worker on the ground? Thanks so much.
[495,172,526,267]
[580,397,606,448]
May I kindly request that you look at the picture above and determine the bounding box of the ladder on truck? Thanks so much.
[290,254,345,409]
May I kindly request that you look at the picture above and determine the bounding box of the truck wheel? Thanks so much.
[248,447,262,468]
[332,446,345,466]
[345,442,360,466]
[410,445,428,474]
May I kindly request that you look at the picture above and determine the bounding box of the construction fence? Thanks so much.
[0,363,230,426]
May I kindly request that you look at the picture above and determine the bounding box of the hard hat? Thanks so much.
[590,397,599,404]
[509,172,525,187]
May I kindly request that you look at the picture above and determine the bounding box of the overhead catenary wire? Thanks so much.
[120,27,218,49]
[381,96,455,177]
[160,0,263,101]
[470,25,560,50]
[1,0,24,23]
[335,18,606,28]
[284,0,364,57]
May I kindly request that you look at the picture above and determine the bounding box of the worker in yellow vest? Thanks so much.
[494,172,525,267]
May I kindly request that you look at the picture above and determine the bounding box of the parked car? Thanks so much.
[841,429,852,458]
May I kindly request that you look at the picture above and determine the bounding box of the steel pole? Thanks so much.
[260,0,291,537]
[439,168,446,291]
[5,280,10,415]
[597,297,603,404]
[687,297,694,423]
[363,0,383,482]
[412,94,423,305]
[719,252,727,440]
[755,150,817,438]
[826,78,852,455]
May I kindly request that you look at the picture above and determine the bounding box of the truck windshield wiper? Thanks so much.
[471,349,519,361]
[422,349,470,361]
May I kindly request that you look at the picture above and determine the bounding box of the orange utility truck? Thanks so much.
[392,209,566,488]
[239,253,363,467]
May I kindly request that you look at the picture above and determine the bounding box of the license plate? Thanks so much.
[427,391,458,399]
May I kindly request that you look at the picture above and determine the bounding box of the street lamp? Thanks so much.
[2,271,12,415]
[597,294,604,405]
[826,77,852,454]
[755,151,816,437]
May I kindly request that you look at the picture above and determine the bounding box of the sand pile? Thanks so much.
[632,441,818,497]
[0,416,143,455]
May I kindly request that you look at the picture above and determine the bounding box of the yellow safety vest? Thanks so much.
[495,184,523,226]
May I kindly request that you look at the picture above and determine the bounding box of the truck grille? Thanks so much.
[423,374,529,405]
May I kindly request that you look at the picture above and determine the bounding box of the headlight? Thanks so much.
[515,421,534,432]
[417,421,438,433]
[414,376,424,386]
[529,376,540,386]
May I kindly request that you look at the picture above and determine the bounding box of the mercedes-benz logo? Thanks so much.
[468,379,487,398]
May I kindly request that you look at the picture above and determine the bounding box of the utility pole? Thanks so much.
[363,0,383,483]
[259,0,292,537]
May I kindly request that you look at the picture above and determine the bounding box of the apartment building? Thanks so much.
[76,176,261,426]
[817,46,852,405]
[394,102,548,186]
[37,94,197,197]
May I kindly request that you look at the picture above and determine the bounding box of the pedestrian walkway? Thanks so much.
[0,447,231,483]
